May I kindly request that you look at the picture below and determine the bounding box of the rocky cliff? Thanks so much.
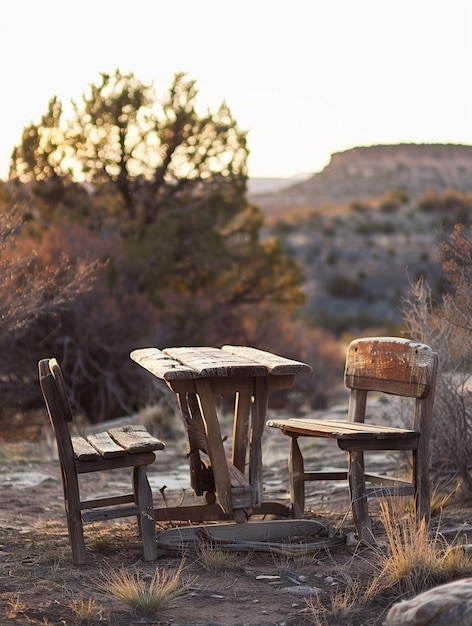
[254,143,472,211]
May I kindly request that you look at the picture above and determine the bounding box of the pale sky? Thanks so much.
[1,0,471,180]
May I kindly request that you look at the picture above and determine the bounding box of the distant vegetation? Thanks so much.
[267,189,472,335]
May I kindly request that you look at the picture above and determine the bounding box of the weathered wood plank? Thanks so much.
[86,432,127,458]
[164,346,268,378]
[194,378,233,514]
[130,347,198,380]
[232,391,251,473]
[72,436,102,461]
[250,376,269,507]
[155,519,343,552]
[349,450,373,542]
[164,373,297,395]
[227,461,251,489]
[222,345,313,375]
[345,337,436,398]
[266,418,417,439]
[108,425,165,453]
[75,451,157,474]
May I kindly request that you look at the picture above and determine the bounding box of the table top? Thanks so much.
[130,345,312,382]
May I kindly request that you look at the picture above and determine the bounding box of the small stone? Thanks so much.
[280,585,320,596]
[346,532,358,547]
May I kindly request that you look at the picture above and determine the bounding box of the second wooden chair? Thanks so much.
[267,337,438,541]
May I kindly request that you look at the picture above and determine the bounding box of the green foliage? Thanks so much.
[10,97,66,182]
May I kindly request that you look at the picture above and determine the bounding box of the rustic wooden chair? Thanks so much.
[267,337,438,541]
[38,358,165,565]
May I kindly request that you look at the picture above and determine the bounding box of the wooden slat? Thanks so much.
[227,462,251,489]
[108,425,165,453]
[80,494,135,510]
[222,345,313,375]
[164,346,268,378]
[75,451,157,474]
[164,373,297,395]
[72,436,102,461]
[86,432,127,458]
[157,519,332,551]
[266,418,417,440]
[232,391,251,473]
[345,337,436,398]
[250,376,270,507]
[82,505,141,523]
[130,347,198,380]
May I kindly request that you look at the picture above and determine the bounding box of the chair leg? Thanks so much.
[413,448,431,524]
[133,466,157,561]
[62,471,87,565]
[348,450,373,542]
[289,436,305,518]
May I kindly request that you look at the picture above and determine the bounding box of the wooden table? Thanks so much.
[131,345,312,523]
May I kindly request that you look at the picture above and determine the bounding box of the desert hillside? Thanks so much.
[254,143,472,334]
[251,143,472,212]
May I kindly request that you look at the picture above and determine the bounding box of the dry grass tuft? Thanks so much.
[305,594,327,626]
[270,543,320,570]
[100,558,191,616]
[306,576,365,625]
[195,531,253,572]
[6,594,27,619]
[69,597,104,624]
[366,501,472,599]
[329,577,364,618]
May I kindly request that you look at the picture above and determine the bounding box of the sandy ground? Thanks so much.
[1,405,472,625]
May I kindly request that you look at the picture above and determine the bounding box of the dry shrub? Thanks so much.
[69,597,104,625]
[100,559,191,616]
[306,578,364,626]
[403,272,472,496]
[366,501,472,600]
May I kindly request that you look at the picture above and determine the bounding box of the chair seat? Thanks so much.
[267,418,420,452]
[267,417,417,440]
[72,425,165,462]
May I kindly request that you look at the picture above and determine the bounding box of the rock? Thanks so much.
[386,577,472,625]
[279,585,320,596]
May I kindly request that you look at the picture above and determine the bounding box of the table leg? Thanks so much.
[195,379,233,515]
[249,376,269,508]
[232,391,252,474]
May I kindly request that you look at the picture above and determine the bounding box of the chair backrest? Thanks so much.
[39,358,76,471]
[343,336,438,430]
[344,337,437,399]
